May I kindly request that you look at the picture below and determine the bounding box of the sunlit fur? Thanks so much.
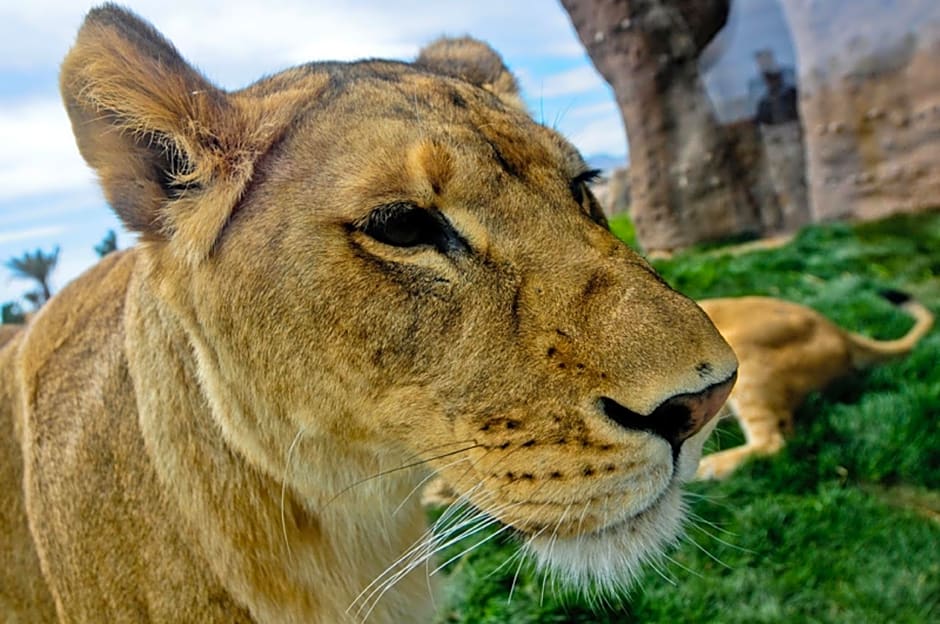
[0,5,737,623]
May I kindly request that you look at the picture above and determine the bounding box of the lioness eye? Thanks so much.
[361,202,464,252]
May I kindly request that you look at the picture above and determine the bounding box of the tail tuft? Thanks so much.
[849,290,933,368]
[879,289,911,306]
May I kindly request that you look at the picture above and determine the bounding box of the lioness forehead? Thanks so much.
[244,60,587,186]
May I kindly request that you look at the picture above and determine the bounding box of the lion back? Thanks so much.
[0,327,58,620]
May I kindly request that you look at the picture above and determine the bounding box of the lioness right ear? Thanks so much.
[415,37,525,111]
[60,4,295,262]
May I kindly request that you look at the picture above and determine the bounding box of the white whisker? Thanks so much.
[358,504,510,621]
[279,426,306,561]
[509,524,549,605]
[661,550,702,579]
[352,491,511,621]
[393,456,470,516]
[430,521,515,575]
[484,541,525,581]
[682,531,733,569]
[539,504,571,606]
[686,515,753,555]
[643,551,677,587]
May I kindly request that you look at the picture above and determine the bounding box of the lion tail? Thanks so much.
[847,290,934,369]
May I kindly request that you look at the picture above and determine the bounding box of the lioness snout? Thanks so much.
[600,373,735,450]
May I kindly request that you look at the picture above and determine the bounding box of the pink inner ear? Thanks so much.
[58,5,303,263]
[59,5,222,240]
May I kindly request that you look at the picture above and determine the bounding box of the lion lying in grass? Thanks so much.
[0,5,738,623]
[696,292,934,479]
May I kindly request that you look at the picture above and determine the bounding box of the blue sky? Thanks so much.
[0,0,795,305]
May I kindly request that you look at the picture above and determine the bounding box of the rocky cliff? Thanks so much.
[780,0,940,221]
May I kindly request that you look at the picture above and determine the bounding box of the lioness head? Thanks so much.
[61,4,735,603]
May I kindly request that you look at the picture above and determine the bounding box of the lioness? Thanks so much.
[696,292,934,479]
[0,5,737,623]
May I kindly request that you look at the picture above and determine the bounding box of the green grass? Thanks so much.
[433,211,940,623]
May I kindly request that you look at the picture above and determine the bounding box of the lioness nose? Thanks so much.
[600,373,736,452]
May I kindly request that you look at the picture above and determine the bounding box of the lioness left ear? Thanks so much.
[415,37,525,111]
[60,5,303,262]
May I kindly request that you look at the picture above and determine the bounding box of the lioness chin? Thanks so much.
[0,5,736,622]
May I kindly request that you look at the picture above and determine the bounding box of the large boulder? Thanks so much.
[780,0,940,221]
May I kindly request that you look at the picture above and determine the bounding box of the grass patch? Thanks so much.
[433,211,940,623]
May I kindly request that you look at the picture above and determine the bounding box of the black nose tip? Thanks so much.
[599,374,736,453]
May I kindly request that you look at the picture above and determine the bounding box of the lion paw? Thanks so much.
[695,454,739,480]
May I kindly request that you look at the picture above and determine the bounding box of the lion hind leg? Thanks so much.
[696,403,787,480]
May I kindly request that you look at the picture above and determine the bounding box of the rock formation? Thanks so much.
[780,0,940,222]
[561,0,761,253]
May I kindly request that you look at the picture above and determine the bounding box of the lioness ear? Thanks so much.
[60,5,291,262]
[415,37,524,111]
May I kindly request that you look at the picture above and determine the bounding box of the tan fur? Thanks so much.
[0,6,737,622]
[696,295,934,480]
[0,324,21,350]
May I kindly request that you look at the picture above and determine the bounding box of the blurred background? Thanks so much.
[1,3,937,622]
[570,0,940,253]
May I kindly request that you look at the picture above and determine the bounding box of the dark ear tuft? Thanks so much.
[415,37,523,110]
[879,289,912,305]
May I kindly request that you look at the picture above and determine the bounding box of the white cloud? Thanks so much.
[560,103,628,157]
[0,2,84,71]
[525,65,605,99]
[0,99,95,200]
[0,194,103,230]
[568,101,620,120]
[0,1,586,81]
[0,225,66,245]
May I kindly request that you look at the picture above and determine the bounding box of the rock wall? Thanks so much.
[561,0,763,254]
[780,0,940,221]
[591,167,631,217]
[597,120,807,238]
[758,121,810,230]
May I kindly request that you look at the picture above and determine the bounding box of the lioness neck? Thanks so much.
[125,253,435,623]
